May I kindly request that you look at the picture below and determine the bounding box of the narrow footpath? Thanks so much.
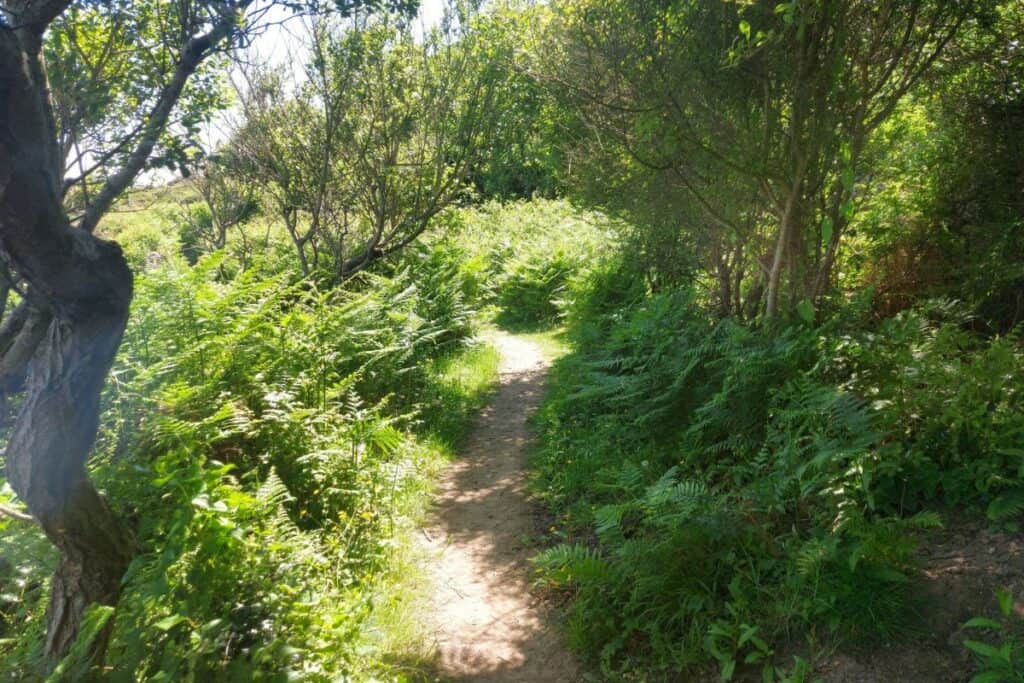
[421,334,580,682]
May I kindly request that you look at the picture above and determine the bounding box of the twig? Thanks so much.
[0,504,34,524]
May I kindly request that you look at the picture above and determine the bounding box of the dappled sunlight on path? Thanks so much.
[421,335,580,682]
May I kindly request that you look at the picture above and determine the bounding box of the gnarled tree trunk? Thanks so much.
[1,6,135,663]
[6,307,135,659]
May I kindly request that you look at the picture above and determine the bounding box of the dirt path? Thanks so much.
[421,334,580,682]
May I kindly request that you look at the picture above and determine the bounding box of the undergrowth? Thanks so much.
[0,247,499,680]
[531,275,1024,680]
[0,195,607,680]
[454,198,617,328]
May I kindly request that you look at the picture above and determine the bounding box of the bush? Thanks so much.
[531,281,1023,679]
[822,303,1024,514]
[455,198,617,327]
[497,250,577,325]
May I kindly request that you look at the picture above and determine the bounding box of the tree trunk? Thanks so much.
[744,276,766,321]
[1,15,136,664]
[765,152,809,318]
[713,248,733,318]
[6,309,136,660]
[812,211,846,301]
[765,187,799,318]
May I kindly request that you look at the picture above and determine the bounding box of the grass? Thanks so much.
[366,340,502,680]
[420,341,502,449]
[98,181,201,259]
[510,327,571,362]
[98,179,298,273]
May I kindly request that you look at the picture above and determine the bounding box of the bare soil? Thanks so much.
[421,334,581,682]
[818,519,1024,682]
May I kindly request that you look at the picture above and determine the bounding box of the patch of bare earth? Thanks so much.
[420,334,581,682]
[818,519,1024,682]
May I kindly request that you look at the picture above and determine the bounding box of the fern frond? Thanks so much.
[987,487,1024,522]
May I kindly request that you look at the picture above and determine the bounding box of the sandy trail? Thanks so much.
[421,334,580,682]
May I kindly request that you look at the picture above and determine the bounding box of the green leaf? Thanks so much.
[963,639,1002,659]
[154,615,187,632]
[842,167,855,192]
[774,2,796,24]
[840,141,853,164]
[996,588,1014,617]
[963,617,1001,630]
[869,566,909,583]
[847,546,864,572]
[988,489,1024,521]
[738,624,758,646]
[796,300,815,324]
[969,672,1009,683]
[739,20,752,40]
[821,217,833,246]
[841,199,856,221]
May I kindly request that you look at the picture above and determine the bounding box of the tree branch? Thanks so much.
[0,503,35,524]
[78,2,253,233]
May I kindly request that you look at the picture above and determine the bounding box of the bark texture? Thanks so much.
[1,5,135,661]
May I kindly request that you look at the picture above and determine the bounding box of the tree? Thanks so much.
[226,65,344,277]
[227,4,506,282]
[853,0,1024,326]
[465,1,571,199]
[180,157,260,263]
[44,1,229,215]
[543,0,973,318]
[0,0,414,663]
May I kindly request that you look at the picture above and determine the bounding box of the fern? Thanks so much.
[256,468,294,510]
[533,544,612,587]
[988,487,1024,522]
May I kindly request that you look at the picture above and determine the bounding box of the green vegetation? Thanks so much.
[531,285,1022,678]
[455,199,615,329]
[963,589,1024,683]
[0,0,1021,680]
[0,244,499,678]
[0,182,609,678]
[514,2,1024,678]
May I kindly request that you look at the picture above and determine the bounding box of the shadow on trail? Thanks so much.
[420,335,580,682]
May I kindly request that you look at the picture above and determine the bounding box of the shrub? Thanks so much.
[455,198,617,327]
[822,304,1024,513]
[531,280,1023,678]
